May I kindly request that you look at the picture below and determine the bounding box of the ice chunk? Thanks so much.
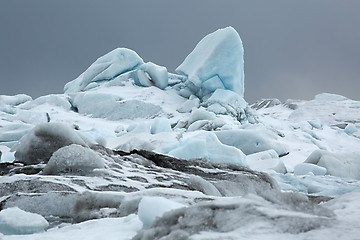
[247,149,287,173]
[151,117,172,134]
[64,48,144,93]
[215,127,288,157]
[305,150,360,179]
[0,150,15,163]
[344,123,357,135]
[176,97,200,113]
[0,207,49,235]
[13,122,88,165]
[43,144,105,175]
[135,62,169,89]
[157,131,248,166]
[187,108,217,126]
[204,89,249,121]
[176,26,244,97]
[293,163,327,176]
[138,196,185,228]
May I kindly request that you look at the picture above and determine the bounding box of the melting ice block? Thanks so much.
[176,26,244,98]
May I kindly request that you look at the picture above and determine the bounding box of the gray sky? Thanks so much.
[1,0,359,103]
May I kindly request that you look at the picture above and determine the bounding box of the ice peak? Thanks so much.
[176,26,245,98]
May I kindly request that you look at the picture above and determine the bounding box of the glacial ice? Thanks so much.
[0,207,49,235]
[138,196,185,228]
[304,150,360,179]
[1,27,360,240]
[176,26,244,98]
[0,123,33,146]
[150,117,172,134]
[64,48,144,93]
[215,127,288,156]
[157,131,248,166]
[294,163,327,176]
[136,62,168,90]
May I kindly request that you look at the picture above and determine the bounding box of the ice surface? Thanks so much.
[0,207,49,235]
[176,27,244,98]
[72,92,162,120]
[157,131,248,166]
[43,144,105,175]
[64,48,144,93]
[138,196,185,227]
[289,93,360,130]
[344,123,357,135]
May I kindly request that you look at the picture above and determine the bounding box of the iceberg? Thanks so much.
[176,26,244,98]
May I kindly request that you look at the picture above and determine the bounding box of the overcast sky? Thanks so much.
[1,1,359,103]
